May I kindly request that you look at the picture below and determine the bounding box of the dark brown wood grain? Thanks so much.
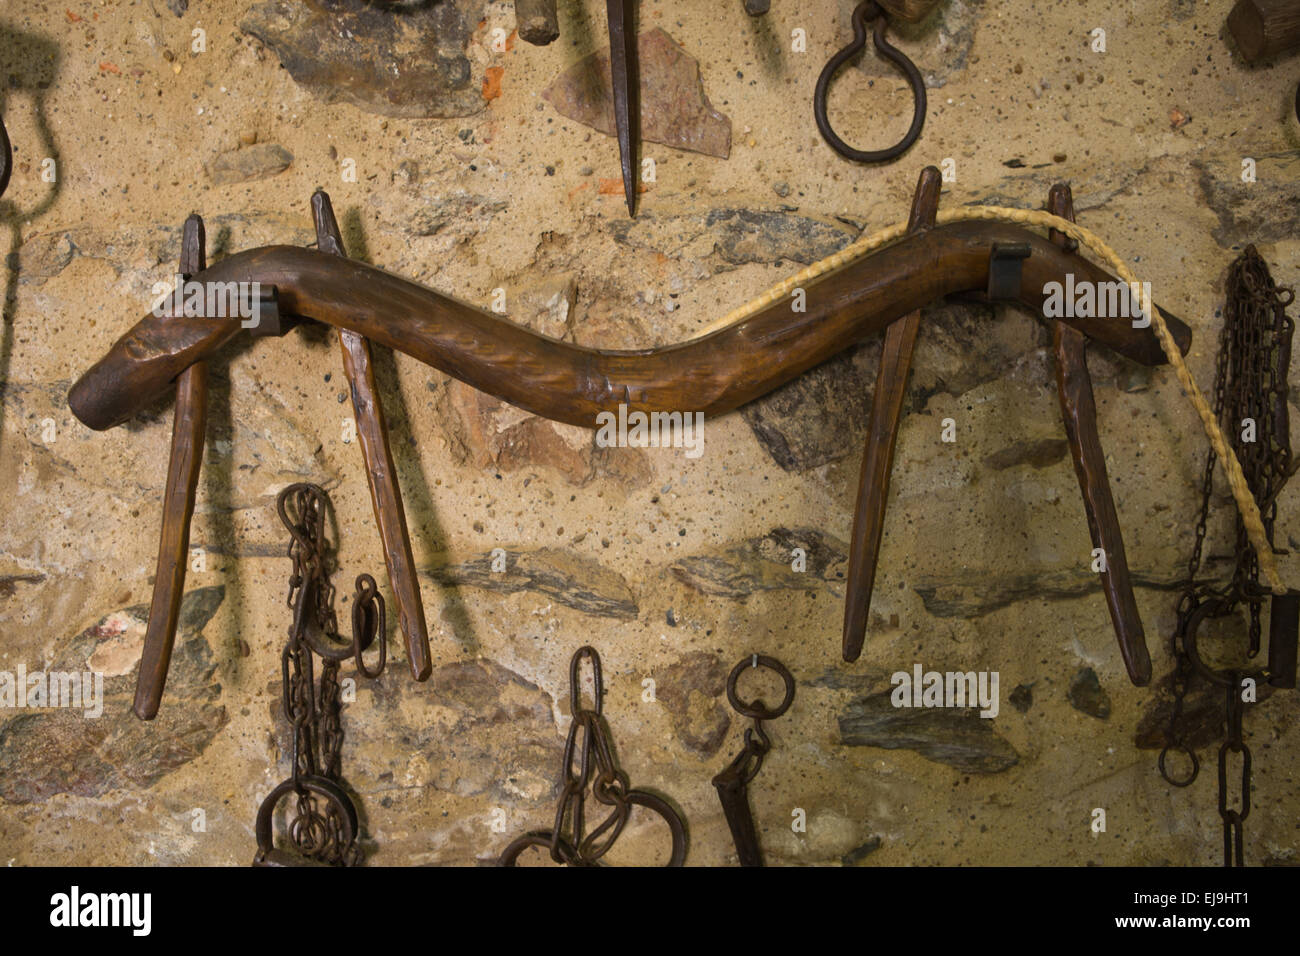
[311,190,432,683]
[1048,184,1150,687]
[133,215,208,720]
[68,221,1193,434]
[842,166,940,663]
[1227,0,1300,63]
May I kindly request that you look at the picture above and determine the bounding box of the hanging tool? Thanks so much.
[498,646,687,866]
[814,0,927,163]
[606,0,639,216]
[253,483,387,867]
[514,0,635,210]
[711,654,795,866]
[1160,245,1299,866]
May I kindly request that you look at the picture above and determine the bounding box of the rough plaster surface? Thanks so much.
[0,0,1298,867]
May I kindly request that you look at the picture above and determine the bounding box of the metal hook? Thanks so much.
[252,774,359,866]
[351,574,387,679]
[813,1,927,163]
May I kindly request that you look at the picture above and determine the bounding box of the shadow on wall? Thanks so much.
[0,24,62,454]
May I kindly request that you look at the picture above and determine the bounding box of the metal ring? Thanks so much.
[726,655,796,720]
[252,774,359,865]
[616,790,688,867]
[500,792,686,866]
[813,1,927,163]
[497,831,582,867]
[1157,743,1200,788]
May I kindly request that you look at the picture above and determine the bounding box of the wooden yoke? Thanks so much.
[72,178,1192,678]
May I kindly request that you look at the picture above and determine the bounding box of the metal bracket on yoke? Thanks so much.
[987,242,1032,301]
[1269,590,1300,689]
[245,285,283,338]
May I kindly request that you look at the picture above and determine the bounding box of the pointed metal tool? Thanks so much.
[606,0,638,217]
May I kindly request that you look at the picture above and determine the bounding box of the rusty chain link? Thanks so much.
[253,483,387,867]
[498,646,686,866]
[1161,247,1296,866]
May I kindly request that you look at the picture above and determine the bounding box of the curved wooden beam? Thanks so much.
[68,220,1191,433]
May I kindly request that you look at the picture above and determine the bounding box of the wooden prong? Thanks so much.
[133,215,208,720]
[842,166,942,662]
[311,189,432,682]
[1047,183,1151,687]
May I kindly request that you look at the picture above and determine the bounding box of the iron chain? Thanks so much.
[1161,247,1294,866]
[257,483,387,867]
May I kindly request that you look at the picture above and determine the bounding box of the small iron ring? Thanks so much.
[1157,743,1200,788]
[813,1,927,163]
[252,774,358,865]
[726,654,795,721]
